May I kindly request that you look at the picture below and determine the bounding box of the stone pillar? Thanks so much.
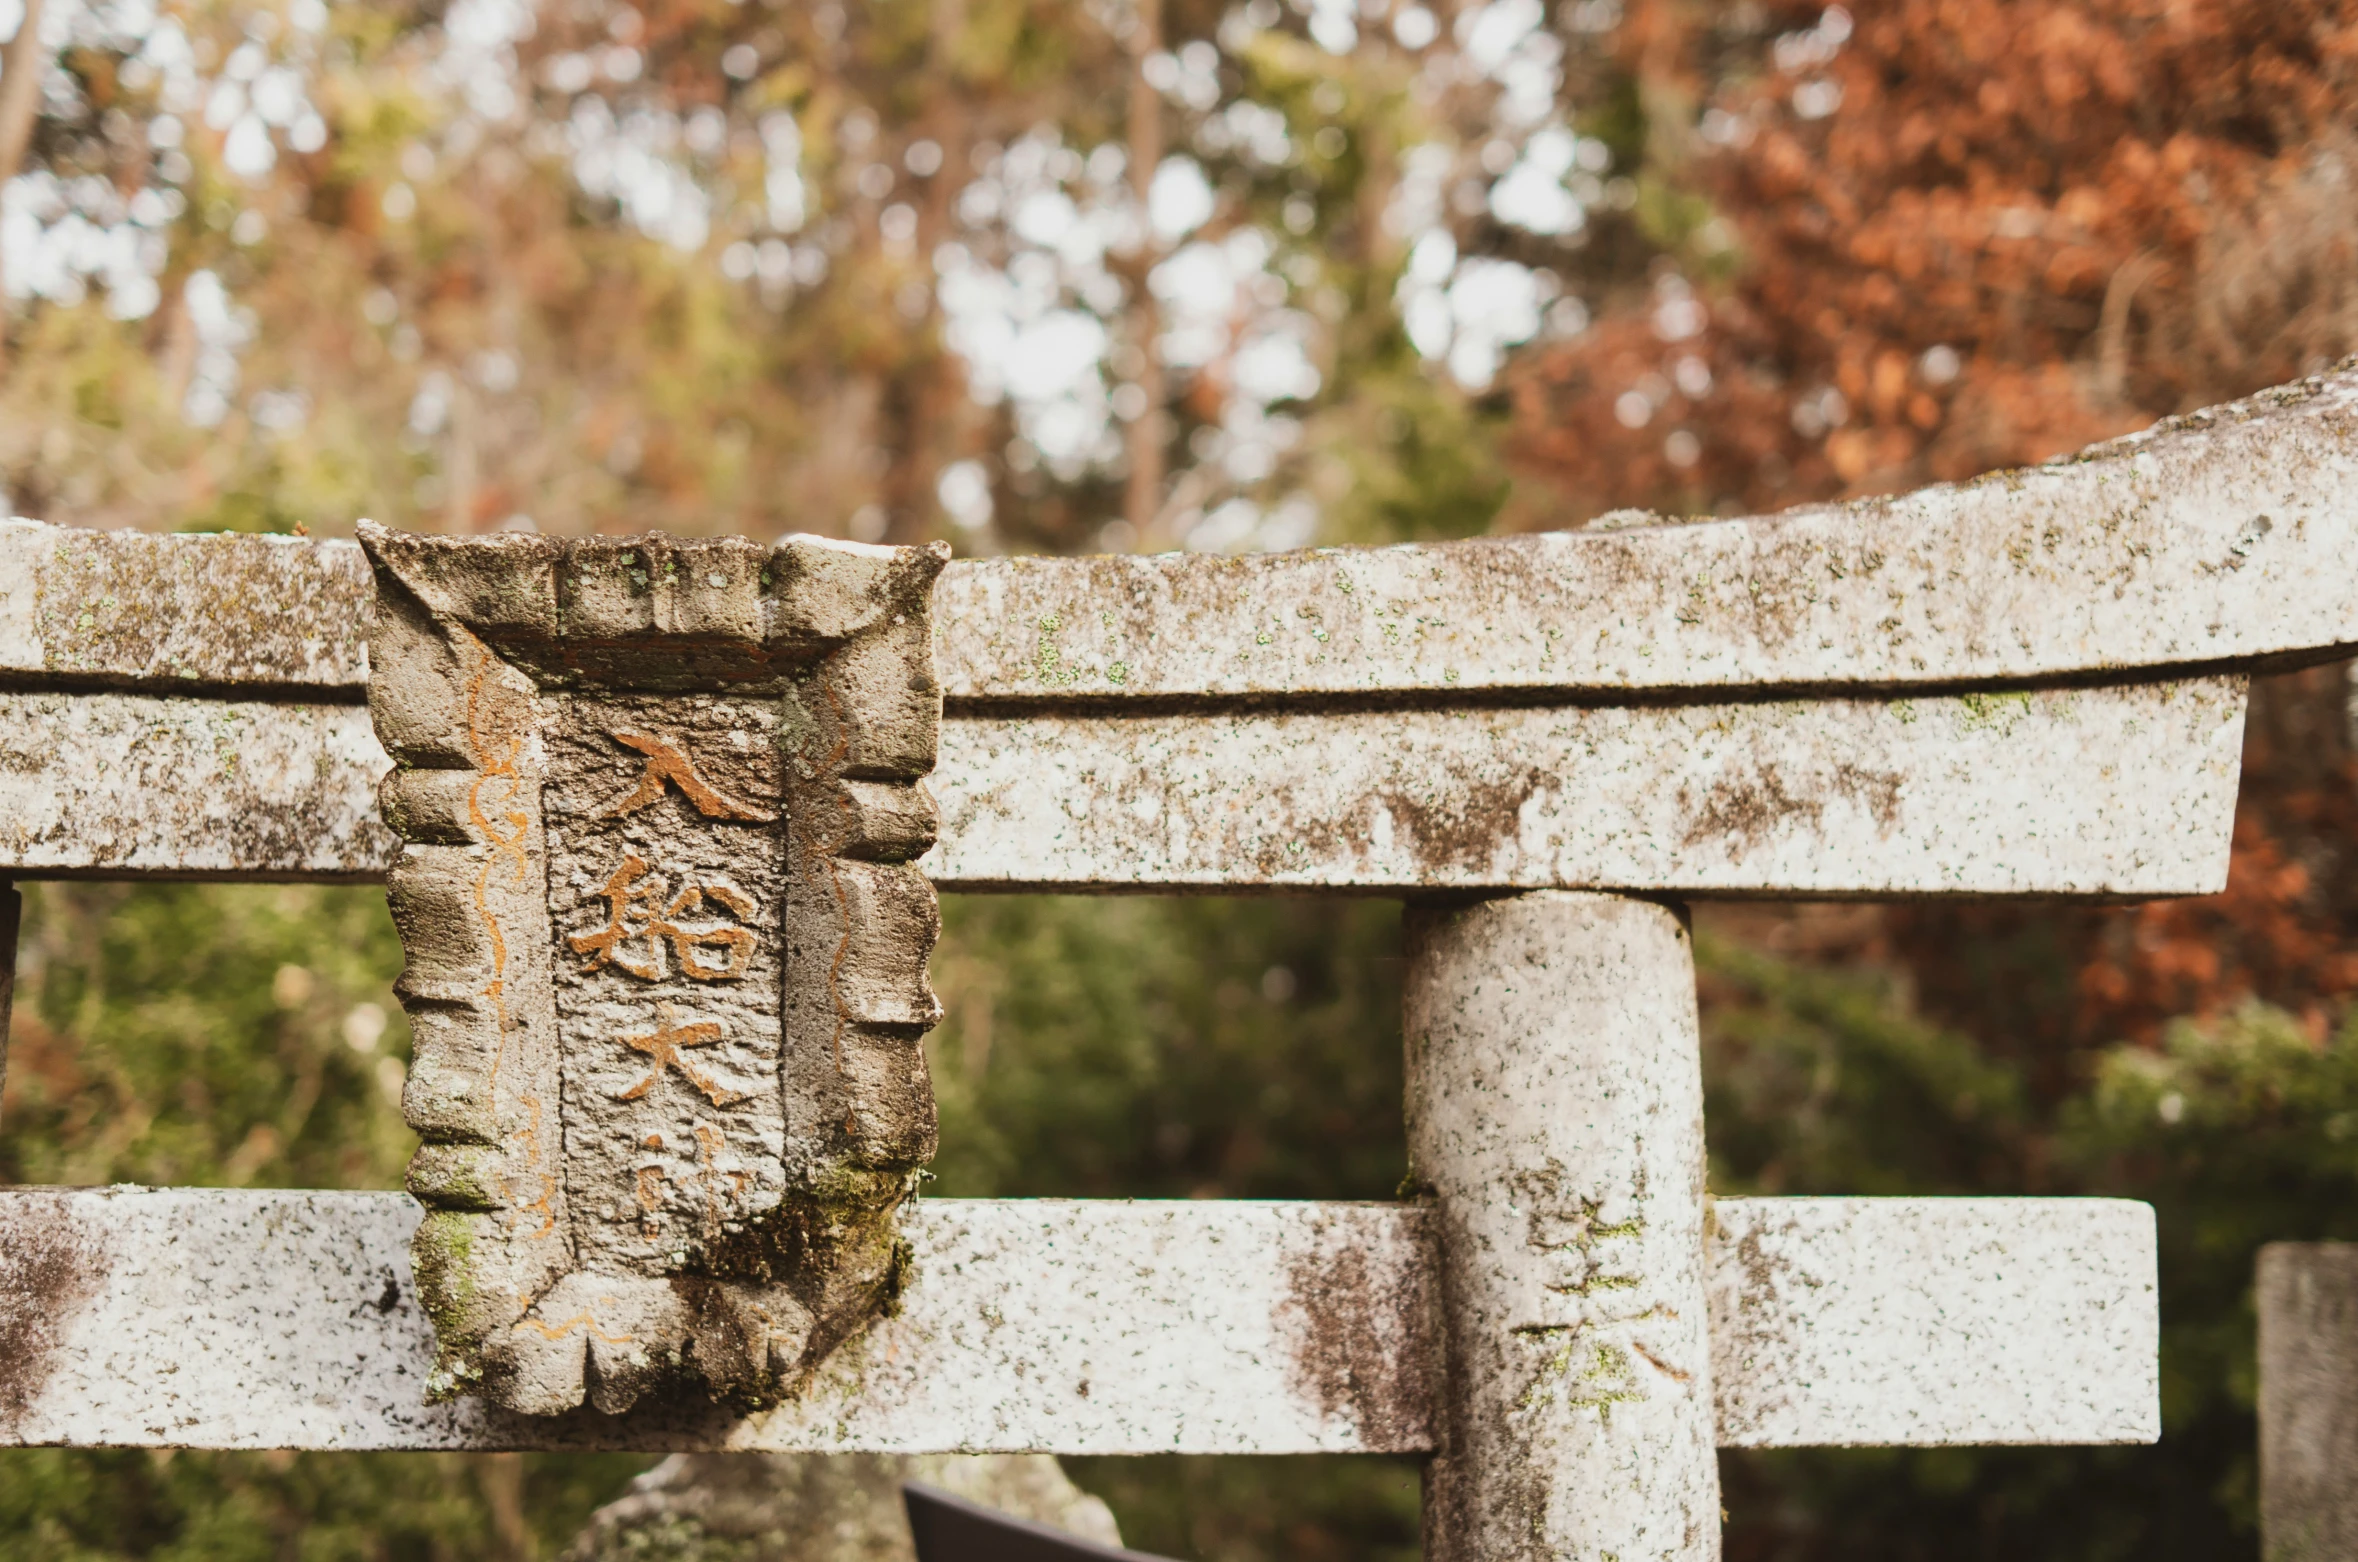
[2259,1242,2358,1561]
[1405,891,1718,1562]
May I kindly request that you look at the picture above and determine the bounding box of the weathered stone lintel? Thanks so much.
[930,677,2246,897]
[0,677,2247,896]
[12,371,2358,702]
[0,1190,2155,1453]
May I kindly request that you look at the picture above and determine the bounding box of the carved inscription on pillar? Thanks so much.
[362,524,948,1417]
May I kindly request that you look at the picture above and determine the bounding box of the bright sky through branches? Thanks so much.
[0,0,1713,549]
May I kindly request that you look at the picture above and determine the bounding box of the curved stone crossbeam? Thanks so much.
[938,372,2358,702]
[5,369,2357,703]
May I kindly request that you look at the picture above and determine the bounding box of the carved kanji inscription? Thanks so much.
[568,855,760,983]
[362,526,948,1417]
[547,695,788,1279]
[616,1004,737,1102]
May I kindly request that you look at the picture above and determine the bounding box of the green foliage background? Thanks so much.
[6,875,2354,1559]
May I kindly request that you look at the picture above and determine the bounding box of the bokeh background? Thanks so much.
[6,0,2358,1556]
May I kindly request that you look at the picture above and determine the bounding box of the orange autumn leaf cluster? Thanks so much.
[1508,1,2358,1060]
[1509,0,2358,521]
[2070,664,2358,1048]
[1868,640,2358,1081]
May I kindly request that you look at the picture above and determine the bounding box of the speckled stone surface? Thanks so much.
[0,1189,2154,1453]
[0,691,394,879]
[0,674,2249,898]
[1711,1196,2158,1447]
[1407,893,1720,1562]
[0,520,372,693]
[927,677,2247,895]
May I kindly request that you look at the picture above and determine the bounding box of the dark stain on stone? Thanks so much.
[1380,771,1547,875]
[1715,1207,1803,1434]
[1679,758,1908,858]
[1255,766,1538,881]
[1831,761,1906,834]
[1240,764,1547,883]
[1678,763,1821,858]
[1730,1214,1791,1306]
[1281,1212,1438,1451]
[0,1193,113,1435]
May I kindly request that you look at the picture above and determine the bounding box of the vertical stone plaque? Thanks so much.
[360,523,948,1416]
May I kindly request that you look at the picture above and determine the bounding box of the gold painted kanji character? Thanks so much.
[568,853,758,981]
[598,730,776,822]
[615,1001,746,1105]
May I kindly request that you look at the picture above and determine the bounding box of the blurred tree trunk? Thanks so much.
[1122,0,1167,547]
[879,0,973,545]
[560,1453,1121,1562]
[0,0,48,371]
[480,1452,535,1561]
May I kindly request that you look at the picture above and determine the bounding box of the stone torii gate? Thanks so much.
[4,368,2358,1558]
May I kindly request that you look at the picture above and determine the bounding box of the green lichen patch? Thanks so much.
[1954,689,2033,737]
